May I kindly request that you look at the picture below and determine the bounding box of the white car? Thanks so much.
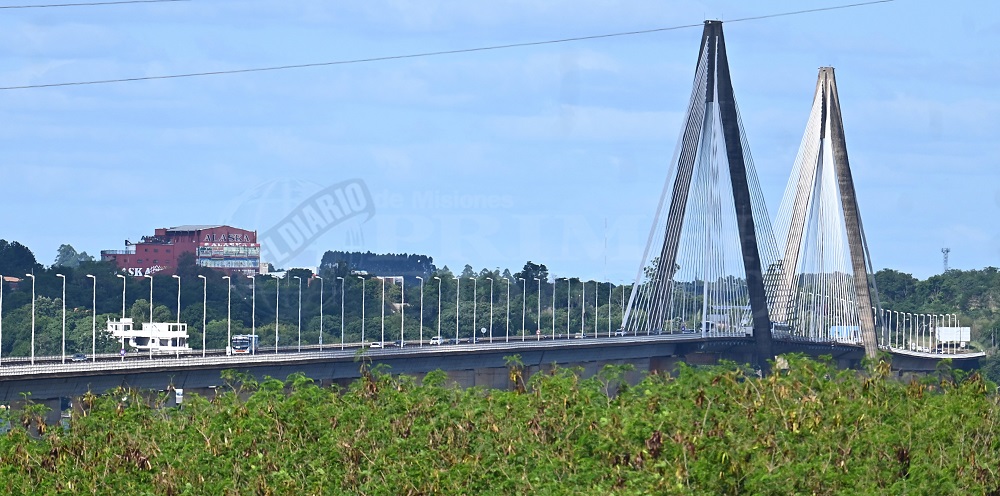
[429,336,444,345]
[368,342,382,349]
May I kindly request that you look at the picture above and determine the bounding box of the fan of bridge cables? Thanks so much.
[769,68,882,347]
[622,25,782,338]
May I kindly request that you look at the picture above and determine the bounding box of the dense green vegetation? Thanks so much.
[0,239,630,356]
[1,356,997,494]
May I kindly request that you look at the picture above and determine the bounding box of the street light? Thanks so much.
[416,276,424,346]
[336,276,344,350]
[57,274,66,364]
[581,280,586,336]
[248,275,256,355]
[454,276,460,344]
[357,276,365,345]
[380,276,386,347]
[486,277,493,341]
[433,276,442,340]
[566,278,571,338]
[518,278,525,341]
[0,274,4,366]
[607,282,612,338]
[172,274,181,323]
[26,273,36,365]
[275,275,280,354]
[198,274,207,357]
[293,275,302,352]
[86,274,96,363]
[396,276,405,345]
[533,277,541,341]
[469,277,477,343]
[223,276,232,355]
[316,275,324,351]
[144,274,153,324]
[505,278,510,343]
[116,274,126,319]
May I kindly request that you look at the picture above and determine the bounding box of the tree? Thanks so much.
[514,261,549,284]
[460,264,476,278]
[0,239,41,275]
[54,244,81,268]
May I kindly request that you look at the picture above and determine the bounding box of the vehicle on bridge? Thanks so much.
[429,336,444,345]
[108,318,192,354]
[231,334,259,354]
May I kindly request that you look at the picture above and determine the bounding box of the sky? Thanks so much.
[0,0,997,282]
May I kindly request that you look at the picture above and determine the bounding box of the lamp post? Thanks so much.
[518,278,525,341]
[581,280,586,336]
[416,276,424,346]
[57,274,66,364]
[357,276,365,345]
[608,282,612,338]
[552,277,558,340]
[336,276,344,350]
[469,277,477,343]
[0,274,4,367]
[380,276,386,347]
[223,276,231,355]
[172,274,181,323]
[486,277,493,341]
[565,278,571,338]
[86,274,96,362]
[433,276,442,340]
[316,276,324,351]
[293,275,302,352]
[248,275,256,355]
[533,277,541,341]
[392,276,405,345]
[454,277,460,344]
[505,278,510,343]
[274,275,280,353]
[26,273,36,365]
[116,274,126,320]
[144,274,153,325]
[198,274,206,357]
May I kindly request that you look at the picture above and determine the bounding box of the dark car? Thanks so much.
[71,353,87,362]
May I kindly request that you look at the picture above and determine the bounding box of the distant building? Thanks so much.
[101,225,260,277]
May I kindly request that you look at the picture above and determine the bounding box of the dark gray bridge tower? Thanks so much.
[623,21,778,370]
[771,67,881,358]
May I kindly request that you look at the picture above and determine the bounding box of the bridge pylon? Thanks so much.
[771,67,881,358]
[623,21,780,370]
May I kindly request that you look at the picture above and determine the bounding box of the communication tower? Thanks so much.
[942,248,950,272]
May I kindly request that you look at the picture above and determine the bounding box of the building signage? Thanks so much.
[203,233,254,243]
[124,266,165,277]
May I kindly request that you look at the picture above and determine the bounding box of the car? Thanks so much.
[368,342,382,349]
[613,328,628,337]
[71,353,87,362]
[395,340,406,347]
[573,332,587,339]
[429,336,444,345]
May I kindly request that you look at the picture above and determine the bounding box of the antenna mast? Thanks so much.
[942,247,950,272]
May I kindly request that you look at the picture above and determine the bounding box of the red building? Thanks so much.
[101,225,260,277]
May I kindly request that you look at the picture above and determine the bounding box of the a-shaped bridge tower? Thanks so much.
[622,21,780,368]
[771,67,881,358]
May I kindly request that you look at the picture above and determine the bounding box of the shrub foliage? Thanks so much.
[2,357,999,494]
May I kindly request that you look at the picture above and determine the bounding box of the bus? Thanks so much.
[231,334,260,354]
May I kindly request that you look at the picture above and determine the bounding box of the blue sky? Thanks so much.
[0,0,997,281]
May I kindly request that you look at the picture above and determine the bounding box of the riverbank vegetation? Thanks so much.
[1,356,997,494]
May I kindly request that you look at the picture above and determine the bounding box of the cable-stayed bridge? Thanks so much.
[620,20,982,368]
[0,20,983,405]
